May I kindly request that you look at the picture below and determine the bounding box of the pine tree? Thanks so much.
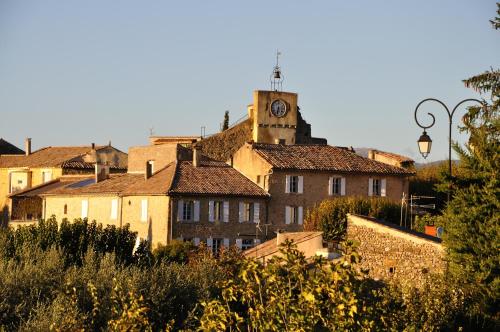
[443,3,499,323]
[222,110,229,131]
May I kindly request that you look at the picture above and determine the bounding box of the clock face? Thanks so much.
[271,100,287,117]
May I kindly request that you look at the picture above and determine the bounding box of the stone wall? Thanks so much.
[346,214,445,285]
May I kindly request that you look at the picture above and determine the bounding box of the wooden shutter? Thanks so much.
[254,239,261,245]
[341,177,346,196]
[141,199,148,222]
[285,175,290,193]
[206,237,213,249]
[193,237,200,246]
[238,202,244,223]
[285,206,291,224]
[381,179,387,197]
[223,201,229,222]
[208,201,214,222]
[194,201,200,222]
[110,199,118,220]
[81,199,88,219]
[298,176,304,194]
[235,238,242,249]
[368,178,373,196]
[253,203,260,223]
[223,238,230,248]
[328,177,333,196]
[177,200,184,221]
[298,206,303,225]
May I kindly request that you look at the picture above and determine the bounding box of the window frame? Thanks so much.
[182,200,194,221]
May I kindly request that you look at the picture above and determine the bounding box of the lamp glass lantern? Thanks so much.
[417,130,432,158]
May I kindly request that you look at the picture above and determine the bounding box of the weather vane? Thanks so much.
[270,50,284,91]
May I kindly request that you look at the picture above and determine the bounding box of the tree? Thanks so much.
[222,110,229,131]
[442,3,500,324]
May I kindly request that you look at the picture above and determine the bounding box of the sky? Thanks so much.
[1,1,499,163]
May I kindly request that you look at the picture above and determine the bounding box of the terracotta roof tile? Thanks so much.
[252,143,413,175]
[0,145,126,169]
[122,163,177,195]
[373,150,414,163]
[168,160,269,197]
[44,173,143,196]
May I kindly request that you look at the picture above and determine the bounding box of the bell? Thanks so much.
[274,70,281,79]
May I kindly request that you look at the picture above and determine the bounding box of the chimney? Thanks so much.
[193,145,201,167]
[95,162,110,182]
[91,142,96,150]
[25,138,31,156]
[145,160,153,180]
[368,149,376,160]
[276,230,286,246]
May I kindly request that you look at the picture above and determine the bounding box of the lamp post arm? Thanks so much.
[414,98,451,130]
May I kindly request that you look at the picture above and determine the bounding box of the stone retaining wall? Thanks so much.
[347,214,445,285]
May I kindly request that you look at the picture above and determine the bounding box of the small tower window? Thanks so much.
[63,204,68,215]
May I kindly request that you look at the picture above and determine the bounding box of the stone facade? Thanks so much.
[346,214,445,285]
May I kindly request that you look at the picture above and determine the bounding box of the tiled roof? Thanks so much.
[9,176,91,197]
[252,143,413,175]
[168,160,269,197]
[243,232,323,259]
[32,157,268,198]
[0,145,127,169]
[43,173,144,196]
[121,163,177,195]
[0,138,24,155]
[373,150,414,163]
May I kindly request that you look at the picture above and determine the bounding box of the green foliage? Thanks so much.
[304,197,401,242]
[198,240,379,331]
[413,214,445,233]
[222,110,229,131]
[153,239,194,264]
[439,6,500,324]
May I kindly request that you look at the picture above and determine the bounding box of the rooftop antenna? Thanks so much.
[270,50,284,91]
[149,126,155,137]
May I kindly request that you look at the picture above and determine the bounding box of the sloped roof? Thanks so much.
[0,138,24,155]
[9,176,91,197]
[243,232,323,258]
[373,150,414,163]
[197,118,253,161]
[251,143,413,175]
[33,157,268,198]
[0,145,126,169]
[168,160,269,197]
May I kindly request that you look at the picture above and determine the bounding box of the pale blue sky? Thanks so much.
[1,1,498,162]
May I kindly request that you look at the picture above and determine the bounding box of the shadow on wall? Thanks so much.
[1,205,8,227]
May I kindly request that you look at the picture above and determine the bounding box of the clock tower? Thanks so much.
[248,52,299,145]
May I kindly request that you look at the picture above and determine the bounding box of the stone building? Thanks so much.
[231,143,413,232]
[1,139,127,224]
[30,147,268,251]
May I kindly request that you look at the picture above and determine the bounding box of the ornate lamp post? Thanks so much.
[414,98,484,202]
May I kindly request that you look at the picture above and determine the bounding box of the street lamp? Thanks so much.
[417,130,432,159]
[414,98,484,202]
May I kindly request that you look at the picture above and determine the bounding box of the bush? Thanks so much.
[304,197,401,242]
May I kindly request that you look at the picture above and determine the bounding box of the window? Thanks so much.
[256,175,261,184]
[332,177,341,195]
[243,202,254,222]
[286,175,303,193]
[373,179,381,196]
[110,199,118,220]
[141,199,148,222]
[183,201,194,221]
[212,238,223,255]
[213,201,223,221]
[178,200,200,222]
[42,171,52,183]
[63,204,67,215]
[285,206,303,225]
[241,239,254,250]
[369,178,386,197]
